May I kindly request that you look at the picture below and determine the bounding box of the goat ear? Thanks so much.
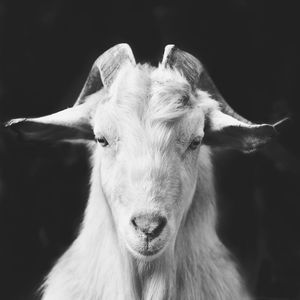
[76,43,135,105]
[4,99,97,142]
[203,110,284,152]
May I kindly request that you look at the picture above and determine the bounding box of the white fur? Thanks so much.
[41,64,252,300]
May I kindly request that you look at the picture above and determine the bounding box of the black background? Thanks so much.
[0,0,299,299]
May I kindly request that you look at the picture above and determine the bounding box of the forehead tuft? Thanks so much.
[109,63,194,123]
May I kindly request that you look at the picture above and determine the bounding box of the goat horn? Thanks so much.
[162,44,253,124]
[75,43,136,106]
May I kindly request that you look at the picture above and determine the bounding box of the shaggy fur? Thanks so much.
[41,149,250,300]
[40,63,251,300]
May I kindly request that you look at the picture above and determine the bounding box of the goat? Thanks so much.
[6,44,283,300]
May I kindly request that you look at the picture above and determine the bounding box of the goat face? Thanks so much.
[6,44,281,261]
[93,64,206,259]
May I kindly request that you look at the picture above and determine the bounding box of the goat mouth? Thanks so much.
[138,248,161,256]
[126,240,166,260]
[128,247,164,260]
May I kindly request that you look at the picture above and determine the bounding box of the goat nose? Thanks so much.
[131,214,167,240]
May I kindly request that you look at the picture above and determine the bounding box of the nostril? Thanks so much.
[131,217,138,229]
[152,216,167,238]
[131,214,167,240]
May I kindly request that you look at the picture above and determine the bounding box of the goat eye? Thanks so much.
[189,136,202,150]
[96,137,109,147]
